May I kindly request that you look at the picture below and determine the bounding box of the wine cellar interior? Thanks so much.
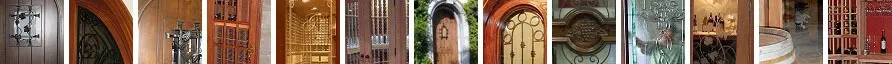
[690,0,755,63]
[760,0,822,63]
[829,0,892,63]
[276,0,339,64]
[0,0,63,63]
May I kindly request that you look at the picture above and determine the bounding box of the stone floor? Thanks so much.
[783,21,823,64]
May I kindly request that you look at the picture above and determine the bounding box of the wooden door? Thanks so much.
[434,12,459,64]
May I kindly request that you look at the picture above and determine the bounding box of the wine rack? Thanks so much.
[829,0,859,55]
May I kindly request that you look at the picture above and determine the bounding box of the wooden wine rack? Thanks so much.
[828,0,860,55]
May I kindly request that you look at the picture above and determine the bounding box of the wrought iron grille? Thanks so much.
[167,21,202,64]
[346,1,359,49]
[9,0,42,47]
[214,0,237,21]
[76,7,124,64]
[345,1,360,64]
[500,6,546,64]
[371,0,391,64]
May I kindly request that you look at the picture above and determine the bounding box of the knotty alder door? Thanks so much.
[207,0,260,63]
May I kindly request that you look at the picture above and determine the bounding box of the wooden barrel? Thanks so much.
[759,27,796,64]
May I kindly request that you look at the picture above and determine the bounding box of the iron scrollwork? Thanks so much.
[500,6,546,64]
[9,4,42,47]
[76,7,124,64]
[167,21,202,64]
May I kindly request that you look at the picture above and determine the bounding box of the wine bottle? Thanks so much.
[867,36,871,55]
[836,21,842,35]
[883,30,887,54]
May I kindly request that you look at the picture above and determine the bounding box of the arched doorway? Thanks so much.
[432,5,459,64]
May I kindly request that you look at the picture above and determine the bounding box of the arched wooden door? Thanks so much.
[70,0,134,63]
[433,8,459,64]
[484,3,548,64]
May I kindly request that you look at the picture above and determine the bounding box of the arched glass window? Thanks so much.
[500,6,546,64]
[76,6,124,64]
